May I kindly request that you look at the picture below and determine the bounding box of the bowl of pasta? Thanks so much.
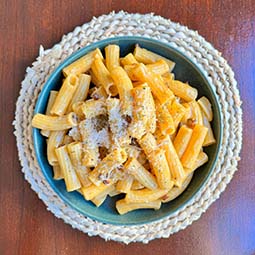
[32,36,222,225]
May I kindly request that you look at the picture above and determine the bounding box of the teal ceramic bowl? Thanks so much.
[33,36,222,225]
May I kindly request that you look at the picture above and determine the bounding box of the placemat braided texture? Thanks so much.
[13,11,242,244]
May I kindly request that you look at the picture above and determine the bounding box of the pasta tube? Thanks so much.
[185,151,208,174]
[116,175,134,193]
[157,135,186,187]
[52,165,64,180]
[193,151,209,169]
[168,100,187,128]
[123,64,139,81]
[110,66,133,116]
[155,100,175,135]
[91,185,115,207]
[55,146,81,192]
[149,149,173,190]
[120,53,138,66]
[89,148,127,186]
[91,194,107,207]
[131,180,145,190]
[125,158,158,190]
[71,101,85,118]
[47,131,66,165]
[106,98,130,146]
[45,91,58,115]
[146,59,169,75]
[63,48,103,76]
[81,99,107,118]
[181,124,208,168]
[82,146,99,168]
[116,199,161,215]
[67,142,83,166]
[67,74,91,112]
[161,173,193,203]
[129,84,156,138]
[164,79,198,102]
[91,56,118,96]
[81,182,114,200]
[188,101,203,126]
[40,90,58,137]
[125,189,169,203]
[138,132,157,156]
[89,69,101,87]
[90,86,107,100]
[105,44,120,71]
[162,72,175,80]
[198,96,213,121]
[131,63,175,105]
[76,166,91,187]
[134,45,175,71]
[173,125,193,158]
[50,74,79,116]
[201,110,216,146]
[108,188,121,197]
[67,142,91,187]
[32,112,78,131]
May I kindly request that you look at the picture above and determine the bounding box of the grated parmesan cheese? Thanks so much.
[106,98,130,147]
[79,117,110,150]
[68,126,81,141]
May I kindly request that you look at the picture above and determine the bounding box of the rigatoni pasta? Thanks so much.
[134,44,175,71]
[173,125,193,158]
[124,157,158,190]
[125,188,168,203]
[66,74,91,112]
[32,112,78,130]
[120,53,138,66]
[62,48,103,76]
[155,100,175,135]
[116,199,161,215]
[148,149,173,190]
[181,125,208,169]
[110,66,133,116]
[157,134,186,188]
[164,79,198,102]
[105,44,120,71]
[116,175,134,193]
[131,63,175,105]
[55,146,81,192]
[50,74,79,116]
[32,44,216,214]
[52,165,64,180]
[91,55,118,96]
[40,90,58,137]
[129,83,156,139]
[47,131,66,165]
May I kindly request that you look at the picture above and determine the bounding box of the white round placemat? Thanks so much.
[13,11,242,244]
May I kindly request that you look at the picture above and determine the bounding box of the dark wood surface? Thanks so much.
[1,1,254,254]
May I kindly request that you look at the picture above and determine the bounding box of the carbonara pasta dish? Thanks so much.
[32,44,216,214]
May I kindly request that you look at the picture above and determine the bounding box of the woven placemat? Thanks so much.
[13,11,242,244]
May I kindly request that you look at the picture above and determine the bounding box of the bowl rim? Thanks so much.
[33,36,223,225]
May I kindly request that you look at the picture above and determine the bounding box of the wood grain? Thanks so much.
[0,1,254,254]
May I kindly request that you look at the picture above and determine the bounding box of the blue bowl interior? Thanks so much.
[33,36,222,225]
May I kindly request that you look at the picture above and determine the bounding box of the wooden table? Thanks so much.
[1,1,254,254]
